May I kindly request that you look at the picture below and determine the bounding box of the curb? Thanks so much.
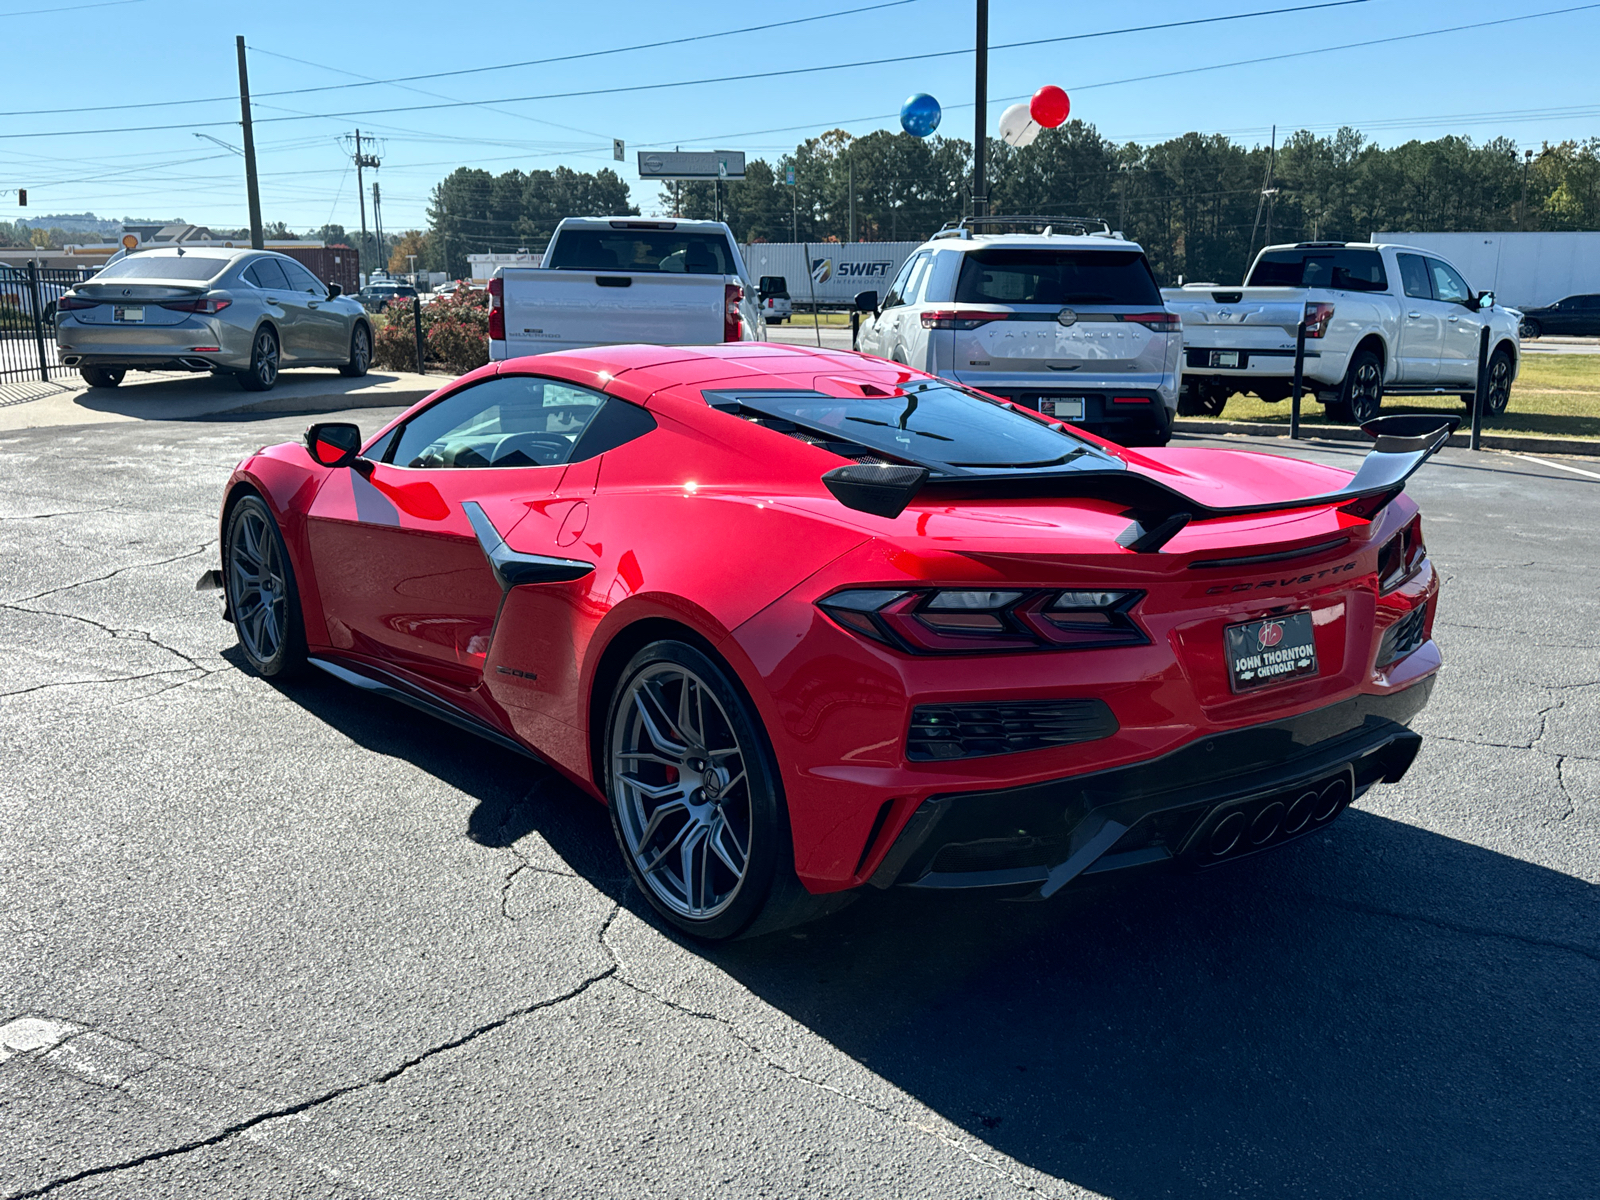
[224,386,437,416]
[1174,419,1600,459]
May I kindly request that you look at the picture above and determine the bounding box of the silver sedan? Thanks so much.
[55,247,375,391]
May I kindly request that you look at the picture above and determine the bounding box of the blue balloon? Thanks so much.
[900,93,942,138]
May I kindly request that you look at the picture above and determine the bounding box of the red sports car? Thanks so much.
[204,343,1449,939]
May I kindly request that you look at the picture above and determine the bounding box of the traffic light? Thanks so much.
[17,189,24,206]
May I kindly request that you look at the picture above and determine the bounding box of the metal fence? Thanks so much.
[0,264,95,384]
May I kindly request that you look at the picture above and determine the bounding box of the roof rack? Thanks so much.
[932,215,1116,240]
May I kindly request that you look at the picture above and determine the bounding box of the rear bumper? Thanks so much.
[55,316,250,371]
[979,387,1174,438]
[868,678,1432,895]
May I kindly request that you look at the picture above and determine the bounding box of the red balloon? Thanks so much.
[1030,85,1070,129]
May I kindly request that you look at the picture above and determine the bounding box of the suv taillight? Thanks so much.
[724,283,743,341]
[921,310,1010,330]
[1119,311,1181,333]
[1303,301,1335,338]
[487,276,504,341]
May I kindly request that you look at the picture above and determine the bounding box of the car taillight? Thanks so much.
[1119,311,1182,332]
[724,283,743,341]
[1303,301,1335,338]
[1377,516,1426,593]
[161,298,231,314]
[921,310,1009,330]
[56,295,95,310]
[817,587,1147,654]
[487,275,504,341]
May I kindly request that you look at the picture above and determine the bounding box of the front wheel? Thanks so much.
[223,495,306,677]
[338,324,371,377]
[237,327,279,392]
[79,366,125,388]
[1483,347,1513,417]
[606,641,802,940]
[1326,348,1384,424]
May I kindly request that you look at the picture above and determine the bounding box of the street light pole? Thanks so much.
[235,36,263,250]
[972,0,988,218]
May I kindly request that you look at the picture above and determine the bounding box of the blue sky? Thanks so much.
[5,0,1600,236]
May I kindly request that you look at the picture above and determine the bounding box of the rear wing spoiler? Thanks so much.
[821,415,1460,548]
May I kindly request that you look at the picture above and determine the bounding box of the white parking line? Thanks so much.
[1504,451,1600,481]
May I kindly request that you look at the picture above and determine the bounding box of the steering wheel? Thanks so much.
[490,432,571,466]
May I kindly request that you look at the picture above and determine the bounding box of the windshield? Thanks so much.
[1247,249,1388,292]
[955,248,1161,306]
[93,255,230,282]
[707,382,1118,473]
[546,229,735,274]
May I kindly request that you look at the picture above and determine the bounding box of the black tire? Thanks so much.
[1126,403,1175,448]
[1519,319,1541,340]
[223,494,307,678]
[1483,346,1513,417]
[1177,381,1228,417]
[604,639,828,940]
[79,366,125,388]
[338,323,371,378]
[1327,347,1383,424]
[43,301,56,324]
[237,326,279,392]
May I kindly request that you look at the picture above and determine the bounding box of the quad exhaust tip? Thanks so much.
[1204,772,1352,860]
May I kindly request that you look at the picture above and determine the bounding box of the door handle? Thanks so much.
[1408,311,1422,319]
[1447,315,1459,322]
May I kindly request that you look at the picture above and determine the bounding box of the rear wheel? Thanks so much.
[338,324,371,377]
[1177,380,1229,417]
[237,327,279,392]
[606,640,826,940]
[79,366,124,388]
[1325,347,1383,424]
[223,495,305,677]
[1519,318,1541,340]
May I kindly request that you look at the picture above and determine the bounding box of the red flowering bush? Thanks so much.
[372,282,490,374]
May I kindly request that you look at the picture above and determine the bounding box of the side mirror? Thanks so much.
[1475,290,1494,311]
[327,282,342,298]
[305,422,362,469]
[853,290,879,313]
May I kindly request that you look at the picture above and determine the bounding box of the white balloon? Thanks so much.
[999,102,1041,148]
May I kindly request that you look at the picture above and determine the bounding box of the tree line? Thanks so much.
[409,124,1600,287]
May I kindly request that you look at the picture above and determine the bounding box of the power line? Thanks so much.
[0,0,146,15]
[0,0,1372,127]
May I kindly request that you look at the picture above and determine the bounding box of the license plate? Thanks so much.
[1037,396,1085,420]
[114,306,144,323]
[1225,612,1318,692]
[1209,350,1240,368]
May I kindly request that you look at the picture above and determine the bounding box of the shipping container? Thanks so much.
[279,245,360,297]
[1370,230,1600,310]
[739,242,922,307]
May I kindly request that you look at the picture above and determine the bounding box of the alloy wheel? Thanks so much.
[1486,355,1512,416]
[1348,359,1383,423]
[354,327,369,371]
[254,330,279,388]
[228,504,289,665]
[610,662,754,921]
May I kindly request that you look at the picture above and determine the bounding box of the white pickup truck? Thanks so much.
[1163,241,1521,423]
[488,217,765,358]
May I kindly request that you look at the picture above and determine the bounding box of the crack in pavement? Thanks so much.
[1302,893,1600,965]
[3,544,211,608]
[0,667,200,701]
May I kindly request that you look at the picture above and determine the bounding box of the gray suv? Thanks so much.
[56,247,374,391]
[852,217,1183,446]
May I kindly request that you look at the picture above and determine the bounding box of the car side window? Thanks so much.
[1397,254,1432,300]
[902,252,935,305]
[245,259,290,290]
[388,375,609,469]
[1427,259,1471,306]
[279,259,325,296]
[880,254,921,310]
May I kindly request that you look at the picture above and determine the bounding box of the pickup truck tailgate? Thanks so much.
[1163,287,1307,350]
[499,268,725,353]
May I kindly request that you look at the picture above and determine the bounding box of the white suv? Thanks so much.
[852,217,1183,446]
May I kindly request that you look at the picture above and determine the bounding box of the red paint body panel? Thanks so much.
[215,343,1443,896]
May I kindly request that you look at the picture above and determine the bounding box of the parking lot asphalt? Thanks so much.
[1,406,1596,1199]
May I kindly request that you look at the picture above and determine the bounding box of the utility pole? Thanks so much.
[372,180,385,273]
[346,129,381,282]
[1117,162,1129,233]
[848,156,855,242]
[1245,124,1277,274]
[972,0,989,218]
[235,36,263,250]
[1262,127,1279,248]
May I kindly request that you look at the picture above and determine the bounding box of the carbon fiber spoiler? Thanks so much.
[821,414,1460,547]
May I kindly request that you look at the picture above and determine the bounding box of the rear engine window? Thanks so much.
[954,248,1161,306]
[1247,249,1389,292]
[94,255,229,282]
[546,229,735,275]
[708,381,1121,473]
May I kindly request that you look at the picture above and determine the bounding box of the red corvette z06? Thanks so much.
[203,343,1448,939]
